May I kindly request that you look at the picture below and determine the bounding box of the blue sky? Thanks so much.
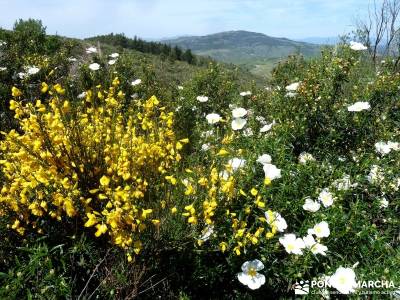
[0,0,371,39]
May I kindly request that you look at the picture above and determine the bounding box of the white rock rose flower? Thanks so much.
[131,79,142,86]
[231,118,247,130]
[88,63,100,71]
[237,259,266,290]
[318,188,334,207]
[256,154,272,165]
[375,141,399,155]
[347,101,370,112]
[206,113,222,124]
[263,163,281,181]
[285,82,300,91]
[27,66,40,75]
[279,233,306,255]
[303,197,321,212]
[86,46,97,54]
[227,158,246,172]
[308,221,330,238]
[260,121,275,133]
[302,234,328,255]
[196,95,209,102]
[232,107,247,118]
[265,210,287,232]
[329,267,357,294]
[240,91,252,96]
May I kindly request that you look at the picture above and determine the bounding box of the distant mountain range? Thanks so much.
[163,30,324,77]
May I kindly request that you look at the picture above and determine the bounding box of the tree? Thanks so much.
[13,19,47,54]
[355,0,400,65]
[182,49,195,64]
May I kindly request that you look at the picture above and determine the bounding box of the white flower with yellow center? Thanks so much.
[231,118,247,130]
[227,158,246,172]
[318,188,334,207]
[279,233,305,255]
[232,107,247,118]
[328,267,357,294]
[303,197,320,212]
[263,163,281,182]
[206,113,222,124]
[303,235,328,255]
[265,210,287,232]
[237,259,266,290]
[308,221,330,238]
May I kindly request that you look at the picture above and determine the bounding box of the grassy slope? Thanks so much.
[164,30,321,78]
[84,37,264,86]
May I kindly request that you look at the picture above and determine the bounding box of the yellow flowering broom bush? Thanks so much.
[0,79,188,258]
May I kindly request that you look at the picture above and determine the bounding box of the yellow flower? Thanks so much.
[188,216,197,224]
[9,100,18,111]
[41,82,49,93]
[84,213,98,227]
[219,242,228,253]
[95,223,108,237]
[100,175,110,187]
[151,219,160,225]
[54,84,65,95]
[217,149,229,156]
[266,232,275,239]
[264,177,272,186]
[141,209,153,219]
[12,87,22,97]
[171,207,177,214]
[165,175,177,185]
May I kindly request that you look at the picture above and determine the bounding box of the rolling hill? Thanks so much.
[163,30,321,77]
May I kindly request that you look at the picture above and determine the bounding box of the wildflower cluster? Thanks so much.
[0,79,187,257]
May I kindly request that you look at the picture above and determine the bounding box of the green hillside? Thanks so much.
[164,30,321,77]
